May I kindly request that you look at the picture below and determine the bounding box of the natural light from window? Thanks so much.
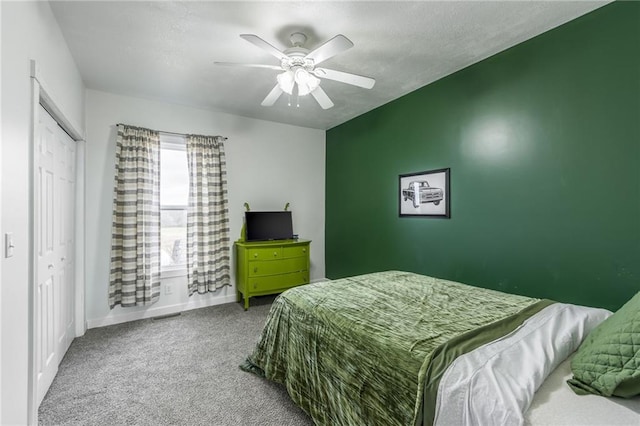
[160,134,188,271]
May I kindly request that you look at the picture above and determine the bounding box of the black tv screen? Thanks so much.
[245,211,294,242]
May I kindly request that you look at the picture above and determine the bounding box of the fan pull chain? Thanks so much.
[286,93,300,108]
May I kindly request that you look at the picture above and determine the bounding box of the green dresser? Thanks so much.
[235,239,311,310]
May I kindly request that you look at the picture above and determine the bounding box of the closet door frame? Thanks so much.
[28,60,86,425]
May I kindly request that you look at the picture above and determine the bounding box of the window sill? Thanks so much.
[161,268,188,279]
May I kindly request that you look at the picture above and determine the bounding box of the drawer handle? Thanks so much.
[254,253,258,258]
[302,249,306,253]
[253,267,258,273]
[273,252,278,257]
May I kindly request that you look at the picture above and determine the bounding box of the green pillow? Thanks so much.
[567,291,640,398]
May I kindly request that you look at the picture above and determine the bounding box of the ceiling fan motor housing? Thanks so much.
[281,55,314,72]
[283,32,314,70]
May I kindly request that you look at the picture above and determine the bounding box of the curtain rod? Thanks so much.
[116,123,228,141]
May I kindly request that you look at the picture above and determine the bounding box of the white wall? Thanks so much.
[1,1,85,424]
[85,90,326,327]
[0,5,4,423]
[0,2,3,421]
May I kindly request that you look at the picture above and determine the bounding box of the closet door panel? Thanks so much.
[35,104,77,406]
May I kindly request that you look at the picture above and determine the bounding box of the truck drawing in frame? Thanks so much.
[402,180,443,208]
[399,168,450,218]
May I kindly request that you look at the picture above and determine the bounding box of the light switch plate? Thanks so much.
[5,233,15,258]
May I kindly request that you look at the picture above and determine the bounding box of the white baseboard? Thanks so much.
[86,278,329,330]
[86,294,237,329]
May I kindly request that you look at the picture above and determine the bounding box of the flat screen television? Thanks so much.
[245,211,294,242]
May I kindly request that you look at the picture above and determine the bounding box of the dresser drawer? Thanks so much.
[249,271,309,293]
[248,247,283,260]
[249,257,308,277]
[235,239,311,310]
[283,245,309,258]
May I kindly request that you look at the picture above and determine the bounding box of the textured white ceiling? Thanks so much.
[50,1,609,130]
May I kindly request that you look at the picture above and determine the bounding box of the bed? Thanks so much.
[525,356,640,425]
[241,270,640,425]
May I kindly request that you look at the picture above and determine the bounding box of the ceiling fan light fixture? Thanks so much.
[276,71,295,95]
[294,68,320,96]
[277,68,320,97]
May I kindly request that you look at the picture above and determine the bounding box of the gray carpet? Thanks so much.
[38,296,314,426]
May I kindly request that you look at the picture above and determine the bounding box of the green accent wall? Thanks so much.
[325,2,640,311]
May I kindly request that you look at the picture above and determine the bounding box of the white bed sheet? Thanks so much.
[525,356,640,425]
[432,303,638,426]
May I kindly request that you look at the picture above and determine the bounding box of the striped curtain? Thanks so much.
[109,125,161,308]
[186,134,231,295]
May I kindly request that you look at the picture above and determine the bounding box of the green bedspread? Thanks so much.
[241,271,549,426]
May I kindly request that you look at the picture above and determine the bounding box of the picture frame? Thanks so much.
[399,168,450,218]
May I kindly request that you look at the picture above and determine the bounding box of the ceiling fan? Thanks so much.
[215,32,375,109]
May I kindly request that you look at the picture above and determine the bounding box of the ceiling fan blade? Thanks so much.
[305,34,354,65]
[240,34,289,61]
[261,84,284,107]
[311,87,334,110]
[313,68,376,89]
[214,62,282,71]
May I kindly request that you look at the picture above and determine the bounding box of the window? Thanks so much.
[160,134,189,271]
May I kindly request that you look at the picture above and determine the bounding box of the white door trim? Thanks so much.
[28,60,86,425]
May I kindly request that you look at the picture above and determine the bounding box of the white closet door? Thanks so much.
[62,141,76,354]
[35,104,76,406]
[55,125,76,358]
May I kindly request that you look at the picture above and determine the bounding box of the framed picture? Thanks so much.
[399,168,450,218]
